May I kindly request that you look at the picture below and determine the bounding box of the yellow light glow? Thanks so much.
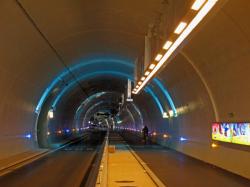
[155,54,163,61]
[174,22,187,34]
[141,76,146,81]
[152,132,157,136]
[48,110,54,119]
[169,110,174,117]
[163,134,168,138]
[163,112,169,118]
[135,0,218,94]
[192,0,206,10]
[136,85,139,88]
[163,41,173,50]
[138,81,142,85]
[211,143,218,148]
[149,64,156,70]
[145,71,150,76]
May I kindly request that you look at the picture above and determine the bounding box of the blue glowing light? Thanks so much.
[52,71,134,108]
[35,57,174,123]
[145,87,164,114]
[66,129,70,133]
[35,58,134,114]
[153,79,177,117]
[25,134,32,139]
[180,137,188,141]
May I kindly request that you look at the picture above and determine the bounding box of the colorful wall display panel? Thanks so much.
[212,123,250,146]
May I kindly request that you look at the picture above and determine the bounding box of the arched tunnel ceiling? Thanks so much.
[18,0,164,61]
[1,0,250,179]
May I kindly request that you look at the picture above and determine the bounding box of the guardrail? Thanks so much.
[80,131,108,187]
[95,135,108,187]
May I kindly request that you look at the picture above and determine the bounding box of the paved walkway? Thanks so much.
[122,131,250,187]
[107,132,162,187]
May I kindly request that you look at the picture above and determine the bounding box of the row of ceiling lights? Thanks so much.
[132,0,218,94]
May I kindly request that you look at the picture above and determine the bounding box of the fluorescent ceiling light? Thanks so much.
[149,64,156,70]
[145,71,150,76]
[163,41,173,50]
[135,0,218,94]
[174,22,187,34]
[155,54,163,61]
[192,0,206,10]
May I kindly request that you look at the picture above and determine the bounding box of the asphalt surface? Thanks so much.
[0,133,105,187]
[121,131,250,187]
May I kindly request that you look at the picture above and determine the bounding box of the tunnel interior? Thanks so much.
[1,0,250,181]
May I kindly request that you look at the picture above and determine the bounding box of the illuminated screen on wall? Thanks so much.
[212,123,250,146]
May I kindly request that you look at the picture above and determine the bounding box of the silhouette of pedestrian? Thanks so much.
[142,125,149,144]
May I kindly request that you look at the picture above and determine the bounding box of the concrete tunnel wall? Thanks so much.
[0,0,250,179]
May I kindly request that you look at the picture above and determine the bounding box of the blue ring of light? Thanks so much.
[35,57,176,119]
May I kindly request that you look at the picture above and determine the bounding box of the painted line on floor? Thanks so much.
[126,144,166,187]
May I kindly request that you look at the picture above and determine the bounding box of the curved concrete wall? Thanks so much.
[143,0,250,178]
[0,1,65,158]
[0,0,249,179]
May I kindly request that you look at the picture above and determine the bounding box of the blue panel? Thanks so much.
[153,78,177,117]
[145,87,164,114]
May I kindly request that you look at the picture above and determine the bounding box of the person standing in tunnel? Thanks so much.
[142,125,149,144]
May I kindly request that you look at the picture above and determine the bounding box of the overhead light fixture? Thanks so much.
[192,0,206,11]
[134,0,218,94]
[163,41,173,50]
[155,54,163,61]
[136,85,139,88]
[141,76,146,81]
[138,81,142,85]
[149,64,156,70]
[174,22,187,34]
[145,71,150,76]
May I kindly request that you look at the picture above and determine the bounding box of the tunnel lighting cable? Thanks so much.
[134,0,218,94]
[16,0,89,97]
